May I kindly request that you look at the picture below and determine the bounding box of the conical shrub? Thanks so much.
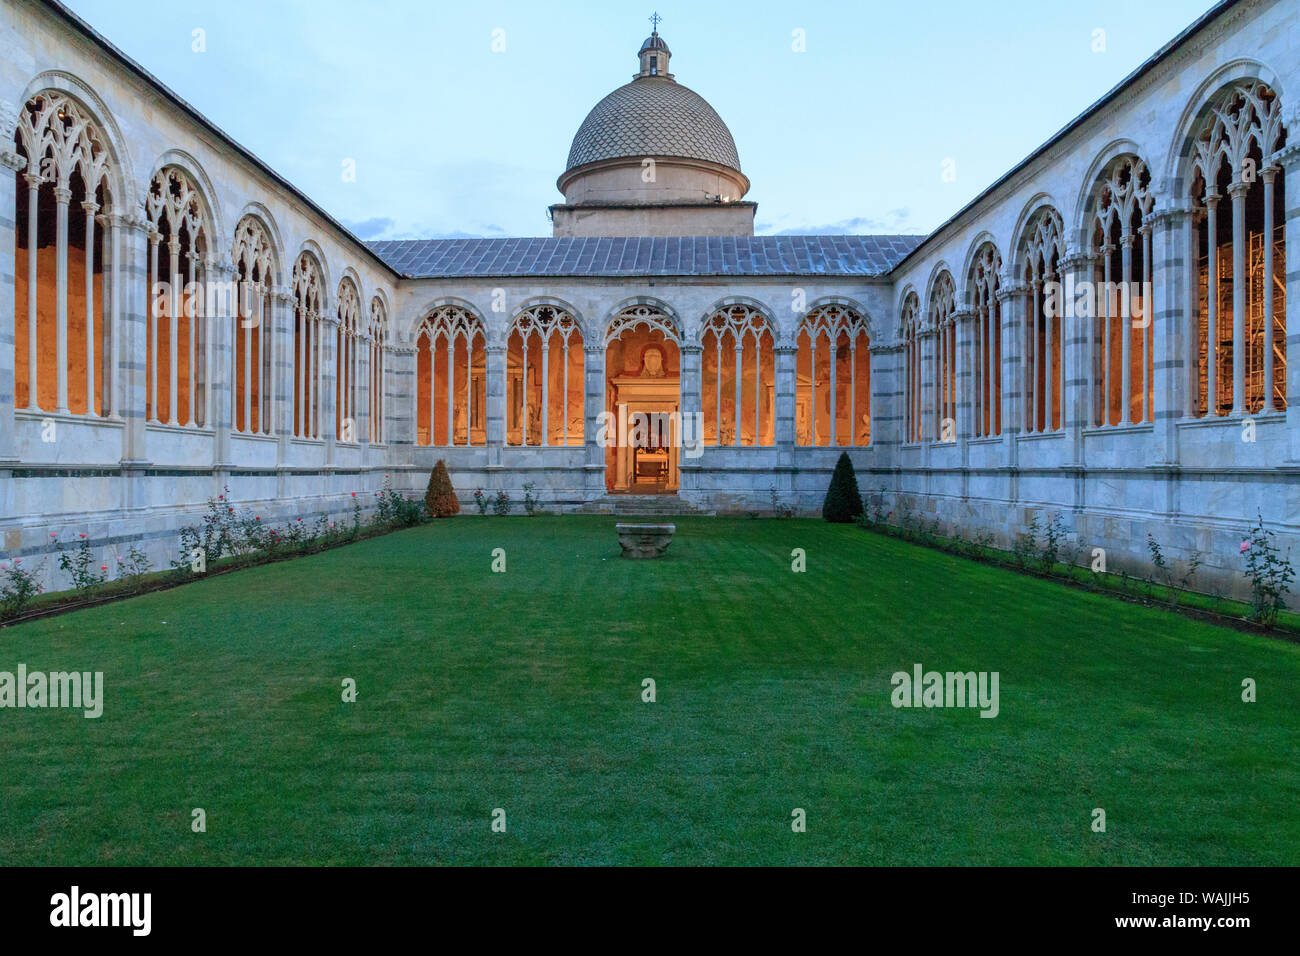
[425,459,460,518]
[822,451,863,523]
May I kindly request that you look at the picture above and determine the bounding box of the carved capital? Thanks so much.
[52,185,72,205]
[995,282,1028,303]
[1275,142,1300,174]
[1058,253,1095,272]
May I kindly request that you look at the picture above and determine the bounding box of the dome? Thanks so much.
[639,34,669,54]
[565,77,742,173]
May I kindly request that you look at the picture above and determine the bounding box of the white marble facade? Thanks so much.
[1,0,1299,599]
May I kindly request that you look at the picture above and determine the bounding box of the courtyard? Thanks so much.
[1,515,1295,866]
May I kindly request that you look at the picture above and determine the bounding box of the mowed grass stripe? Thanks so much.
[0,516,1296,865]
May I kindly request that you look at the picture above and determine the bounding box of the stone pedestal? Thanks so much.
[615,522,675,558]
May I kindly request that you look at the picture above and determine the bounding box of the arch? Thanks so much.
[17,71,132,203]
[295,239,332,309]
[338,265,365,310]
[11,84,124,417]
[1166,58,1286,187]
[506,302,584,446]
[290,249,327,438]
[1180,73,1289,419]
[144,164,216,428]
[415,304,487,447]
[795,301,871,447]
[336,276,362,442]
[698,295,776,331]
[802,295,875,340]
[893,282,920,333]
[925,267,957,325]
[967,241,1003,437]
[233,202,285,281]
[148,148,224,243]
[959,231,1000,300]
[513,295,586,329]
[700,300,776,446]
[900,290,924,443]
[921,261,956,329]
[407,295,485,346]
[1072,140,1143,246]
[367,294,389,443]
[604,298,683,345]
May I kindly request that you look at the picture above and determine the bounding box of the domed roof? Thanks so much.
[565,77,742,173]
[639,33,669,54]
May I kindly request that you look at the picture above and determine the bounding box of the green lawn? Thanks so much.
[2,516,1297,865]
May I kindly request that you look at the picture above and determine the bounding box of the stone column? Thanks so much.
[1228,179,1250,416]
[387,343,415,462]
[918,326,936,471]
[868,342,902,476]
[677,342,703,492]
[208,260,235,468]
[996,281,1026,462]
[484,343,506,466]
[0,147,24,464]
[582,342,606,494]
[1278,144,1300,461]
[357,329,372,448]
[1058,253,1094,467]
[270,288,293,498]
[119,216,152,469]
[270,289,294,439]
[772,343,797,449]
[1148,208,1191,466]
[952,307,975,444]
[321,312,339,465]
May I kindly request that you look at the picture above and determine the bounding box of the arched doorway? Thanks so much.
[605,304,681,493]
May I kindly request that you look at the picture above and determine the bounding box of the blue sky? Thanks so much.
[61,0,1215,240]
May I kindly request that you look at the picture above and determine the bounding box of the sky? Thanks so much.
[59,0,1217,241]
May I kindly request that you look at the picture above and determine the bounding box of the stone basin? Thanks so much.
[615,523,676,559]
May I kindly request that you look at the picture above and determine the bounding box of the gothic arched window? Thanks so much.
[701,305,774,446]
[291,251,325,438]
[1089,160,1153,426]
[901,292,922,443]
[145,167,210,427]
[968,246,1001,437]
[232,216,276,435]
[13,92,116,417]
[507,305,583,446]
[336,278,360,442]
[368,297,387,443]
[416,305,486,446]
[1188,81,1287,417]
[1022,209,1067,431]
[796,304,870,447]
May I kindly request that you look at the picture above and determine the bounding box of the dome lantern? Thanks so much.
[638,14,671,79]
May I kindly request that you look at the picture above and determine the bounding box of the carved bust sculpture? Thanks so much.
[642,345,666,378]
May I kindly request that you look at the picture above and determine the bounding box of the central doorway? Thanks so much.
[605,307,681,494]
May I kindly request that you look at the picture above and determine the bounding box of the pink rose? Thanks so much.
[1240,541,1251,553]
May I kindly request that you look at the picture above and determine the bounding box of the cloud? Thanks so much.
[760,209,917,236]
[340,217,396,239]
